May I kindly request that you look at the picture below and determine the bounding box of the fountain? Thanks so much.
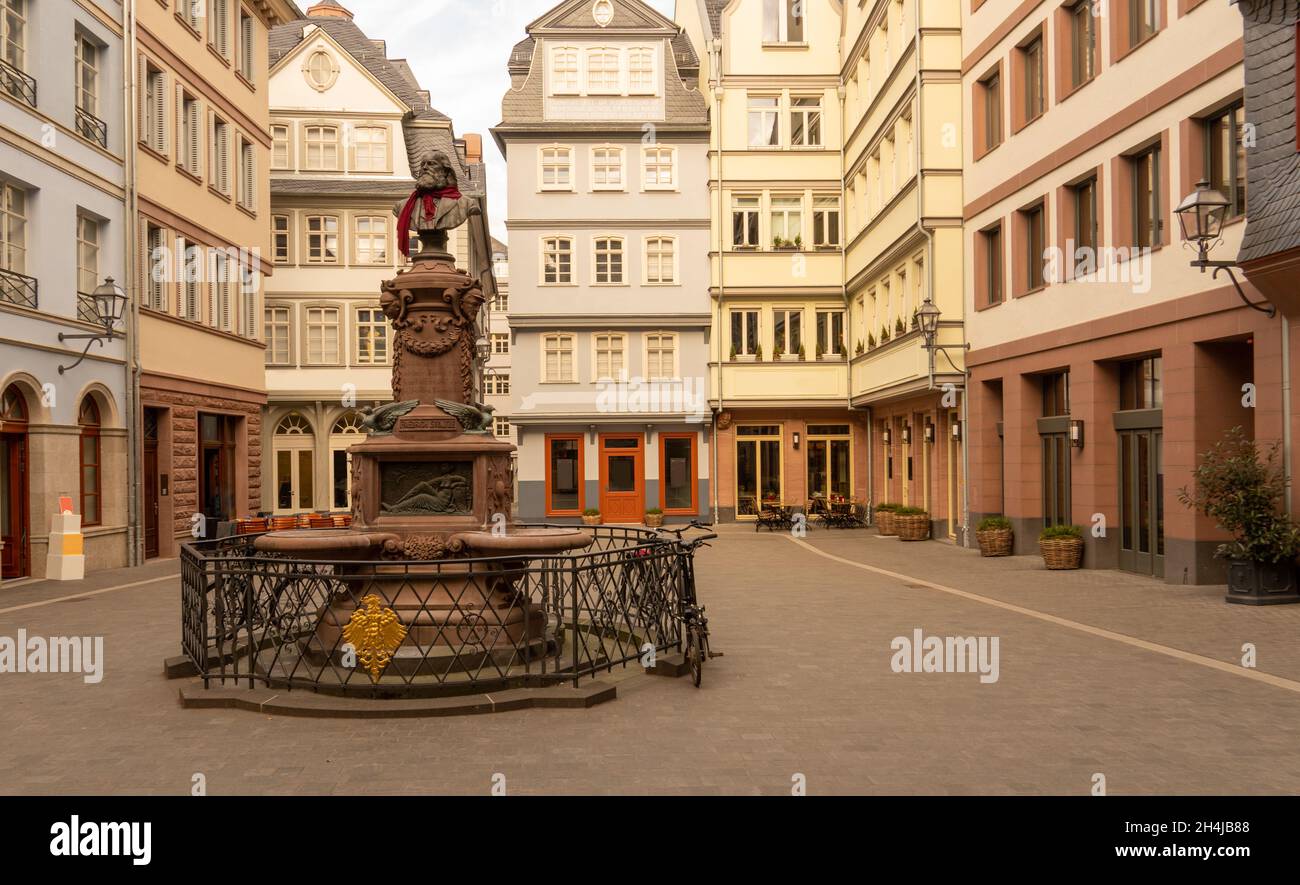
[253,149,592,680]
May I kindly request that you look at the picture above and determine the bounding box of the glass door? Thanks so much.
[599,434,643,523]
[806,425,851,504]
[735,425,782,517]
[1119,428,1164,577]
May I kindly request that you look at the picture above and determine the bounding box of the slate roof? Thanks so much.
[704,0,729,37]
[1236,1,1300,262]
[270,178,414,197]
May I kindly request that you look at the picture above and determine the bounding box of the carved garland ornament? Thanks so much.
[380,535,468,561]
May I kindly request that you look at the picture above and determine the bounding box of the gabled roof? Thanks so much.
[704,0,730,37]
[527,0,681,33]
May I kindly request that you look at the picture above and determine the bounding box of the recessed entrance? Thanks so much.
[1,385,30,579]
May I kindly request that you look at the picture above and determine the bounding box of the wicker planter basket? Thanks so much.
[644,513,664,528]
[895,513,930,541]
[876,510,896,535]
[976,528,1014,557]
[1040,537,1083,569]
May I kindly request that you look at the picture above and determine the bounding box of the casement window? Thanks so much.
[305,306,341,364]
[78,398,101,527]
[645,236,676,284]
[272,215,290,264]
[144,63,167,153]
[586,47,620,93]
[551,46,579,93]
[491,332,509,354]
[0,181,25,277]
[487,373,510,395]
[180,0,201,30]
[180,241,202,321]
[271,124,290,169]
[643,146,675,189]
[354,216,389,265]
[144,223,166,310]
[180,92,202,175]
[213,261,234,333]
[1022,202,1046,290]
[770,196,803,247]
[645,332,677,380]
[210,116,230,195]
[352,126,388,172]
[1132,144,1162,249]
[355,307,388,364]
[730,309,760,357]
[75,213,99,321]
[813,196,840,247]
[239,269,258,340]
[593,332,627,379]
[540,145,573,190]
[237,137,256,210]
[1022,34,1045,125]
[75,34,98,117]
[763,0,804,43]
[542,236,573,284]
[1,0,26,76]
[660,433,696,514]
[748,95,779,147]
[1129,0,1158,47]
[1072,177,1098,271]
[1120,357,1163,410]
[304,125,339,170]
[591,146,624,190]
[1070,1,1095,89]
[209,0,230,59]
[790,97,822,147]
[546,435,584,515]
[1206,103,1247,220]
[593,237,624,284]
[628,47,655,94]
[543,333,576,382]
[264,305,292,365]
[816,310,846,356]
[980,223,1003,306]
[979,69,1002,153]
[494,418,511,438]
[239,10,255,80]
[1043,371,1070,416]
[732,195,760,248]
[306,215,340,264]
[772,309,802,356]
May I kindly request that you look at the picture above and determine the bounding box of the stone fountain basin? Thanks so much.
[250,526,593,559]
[451,526,593,557]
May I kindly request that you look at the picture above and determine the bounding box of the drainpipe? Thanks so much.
[710,35,723,524]
[124,0,142,565]
[1284,320,1293,515]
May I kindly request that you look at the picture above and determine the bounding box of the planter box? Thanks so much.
[976,528,1013,557]
[876,510,896,536]
[1226,559,1300,605]
[1040,538,1083,569]
[895,514,930,541]
[644,514,664,528]
[582,515,602,526]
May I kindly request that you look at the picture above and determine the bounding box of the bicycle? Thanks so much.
[655,521,722,687]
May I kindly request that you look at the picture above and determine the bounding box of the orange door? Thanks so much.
[599,434,644,523]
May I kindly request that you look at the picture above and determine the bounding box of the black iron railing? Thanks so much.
[76,292,98,323]
[75,107,108,148]
[180,524,691,697]
[0,267,37,309]
[0,60,35,108]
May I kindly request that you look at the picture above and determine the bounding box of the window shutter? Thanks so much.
[218,1,229,57]
[188,101,200,173]
[243,142,255,208]
[153,72,167,153]
[137,57,148,144]
[218,125,229,193]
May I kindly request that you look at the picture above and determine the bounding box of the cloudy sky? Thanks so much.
[346,0,679,246]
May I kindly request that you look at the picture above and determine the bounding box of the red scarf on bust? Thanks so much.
[398,186,463,256]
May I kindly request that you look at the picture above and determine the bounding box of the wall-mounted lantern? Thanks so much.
[1070,419,1085,449]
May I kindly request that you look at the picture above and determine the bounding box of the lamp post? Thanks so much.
[1175,179,1275,317]
[58,276,127,374]
[917,295,969,378]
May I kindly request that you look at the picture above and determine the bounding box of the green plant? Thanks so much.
[582,508,601,517]
[1039,524,1083,541]
[773,341,785,358]
[895,506,927,516]
[815,340,825,358]
[729,343,738,360]
[880,325,890,343]
[793,234,803,249]
[1178,426,1300,564]
[755,343,763,360]
[977,515,1012,532]
[773,235,787,248]
[867,332,876,349]
[798,343,806,360]
[895,316,906,335]
[837,336,846,355]
[645,507,663,516]
[874,502,900,512]
[856,339,866,354]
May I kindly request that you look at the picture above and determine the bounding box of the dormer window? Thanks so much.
[586,47,620,93]
[551,46,579,94]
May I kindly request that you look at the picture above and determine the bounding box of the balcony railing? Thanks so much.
[75,107,108,148]
[76,292,98,324]
[0,59,36,108]
[0,268,38,309]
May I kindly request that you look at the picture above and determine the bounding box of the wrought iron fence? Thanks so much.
[75,107,108,148]
[180,524,690,698]
[0,59,35,108]
[0,267,37,309]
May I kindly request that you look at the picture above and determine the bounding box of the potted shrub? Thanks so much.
[894,506,930,541]
[975,515,1014,557]
[755,343,763,361]
[797,343,806,361]
[880,325,891,344]
[895,316,906,336]
[875,502,900,536]
[1178,427,1300,604]
[729,343,738,361]
[856,339,866,355]
[1039,524,1084,569]
[644,507,664,528]
[582,508,602,526]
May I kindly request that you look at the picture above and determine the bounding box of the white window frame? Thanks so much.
[550,45,580,94]
[355,306,389,365]
[729,308,760,357]
[763,0,806,44]
[644,235,678,285]
[1,0,27,73]
[813,195,841,248]
[770,194,804,248]
[305,305,341,365]
[591,331,628,381]
[643,331,680,380]
[540,235,574,285]
[591,235,626,285]
[353,215,389,265]
[585,47,621,94]
[264,303,292,366]
[305,215,340,265]
[772,307,803,357]
[491,332,510,354]
[270,124,290,170]
[627,46,656,95]
[590,144,625,191]
[238,9,255,81]
[75,33,99,118]
[641,145,677,191]
[272,214,291,264]
[538,144,574,192]
[352,125,388,172]
[304,124,340,171]
[747,95,780,147]
[541,332,577,383]
[237,135,256,211]
[143,62,168,155]
[790,96,823,147]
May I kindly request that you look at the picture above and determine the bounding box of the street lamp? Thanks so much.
[58,276,127,374]
[917,295,969,374]
[475,334,492,363]
[1175,179,1274,317]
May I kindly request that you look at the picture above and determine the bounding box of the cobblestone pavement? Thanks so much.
[3,527,1300,796]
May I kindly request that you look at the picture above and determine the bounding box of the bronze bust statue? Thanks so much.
[395,150,481,256]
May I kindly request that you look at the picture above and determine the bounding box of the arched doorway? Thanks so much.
[78,396,102,528]
[329,411,364,512]
[272,412,315,514]
[1,385,30,578]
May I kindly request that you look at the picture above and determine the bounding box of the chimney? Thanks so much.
[462,133,483,164]
[306,1,354,20]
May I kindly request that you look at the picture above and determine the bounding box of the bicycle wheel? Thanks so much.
[687,624,703,687]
